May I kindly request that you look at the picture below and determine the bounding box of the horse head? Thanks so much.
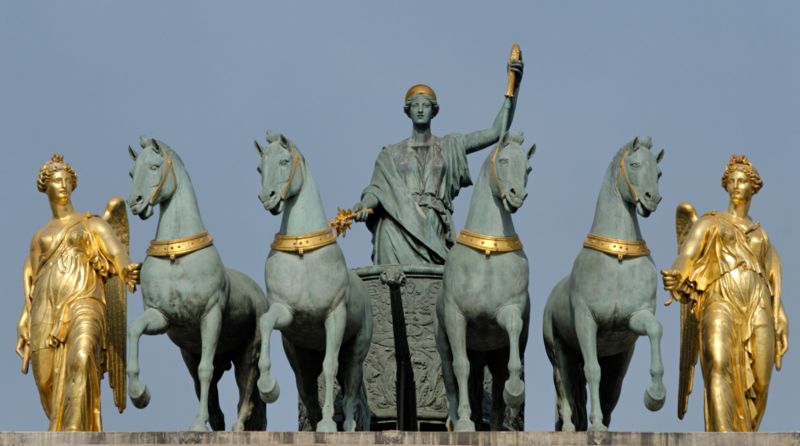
[127,136,178,220]
[488,132,536,214]
[615,136,664,218]
[254,131,305,215]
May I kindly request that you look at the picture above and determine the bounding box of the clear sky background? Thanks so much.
[1,1,798,433]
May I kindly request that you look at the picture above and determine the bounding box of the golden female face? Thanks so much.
[45,169,74,205]
[725,170,755,205]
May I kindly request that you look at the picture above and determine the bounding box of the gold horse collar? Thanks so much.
[455,229,523,256]
[583,233,650,261]
[271,228,337,256]
[147,231,214,260]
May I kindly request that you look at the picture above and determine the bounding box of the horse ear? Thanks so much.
[266,130,276,143]
[254,140,264,157]
[151,139,161,154]
[527,144,537,159]
[128,145,138,161]
[278,133,290,149]
[657,148,665,163]
[632,136,640,151]
[139,135,148,149]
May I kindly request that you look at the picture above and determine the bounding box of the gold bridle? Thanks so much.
[148,154,176,206]
[280,143,305,200]
[616,148,641,205]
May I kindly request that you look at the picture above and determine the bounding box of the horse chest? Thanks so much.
[140,257,225,323]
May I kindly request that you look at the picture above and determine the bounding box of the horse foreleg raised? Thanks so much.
[573,304,605,431]
[318,302,347,432]
[443,300,475,432]
[497,305,525,413]
[629,310,666,411]
[127,307,169,409]
[257,303,293,403]
[189,304,223,432]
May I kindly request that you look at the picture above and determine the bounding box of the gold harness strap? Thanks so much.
[147,231,214,260]
[616,148,640,204]
[271,228,336,256]
[583,233,650,261]
[281,144,305,200]
[455,228,523,256]
[149,155,176,206]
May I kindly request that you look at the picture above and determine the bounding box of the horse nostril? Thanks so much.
[645,192,652,200]
[269,190,276,198]
[133,195,143,204]
[509,188,517,196]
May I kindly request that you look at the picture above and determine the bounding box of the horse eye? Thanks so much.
[657,171,663,178]
[499,159,509,165]
[150,164,160,171]
[280,159,290,166]
[630,162,641,168]
[256,166,262,174]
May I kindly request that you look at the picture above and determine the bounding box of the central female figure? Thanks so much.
[353,60,523,265]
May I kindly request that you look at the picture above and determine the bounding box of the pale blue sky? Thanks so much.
[1,1,798,432]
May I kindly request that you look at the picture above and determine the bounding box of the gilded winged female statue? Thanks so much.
[15,154,140,431]
[662,155,789,432]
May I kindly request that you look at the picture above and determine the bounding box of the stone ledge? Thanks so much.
[0,431,797,446]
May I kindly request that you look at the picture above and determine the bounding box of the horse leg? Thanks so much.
[598,350,634,428]
[187,304,223,432]
[337,314,371,432]
[316,301,346,432]
[573,303,605,431]
[232,334,266,431]
[496,306,525,413]
[434,310,458,430]
[284,339,323,430]
[127,307,169,409]
[487,350,509,431]
[181,350,227,431]
[257,303,293,403]
[629,310,666,411]
[443,300,475,432]
[545,332,583,432]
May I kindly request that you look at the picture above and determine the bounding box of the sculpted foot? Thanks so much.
[128,379,151,409]
[644,381,666,411]
[503,378,525,409]
[316,419,337,432]
[257,374,280,403]
[454,418,476,432]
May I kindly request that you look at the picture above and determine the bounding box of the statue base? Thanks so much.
[0,431,796,446]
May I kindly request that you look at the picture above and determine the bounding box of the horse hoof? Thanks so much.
[503,380,525,409]
[188,421,209,432]
[343,419,356,432]
[644,382,666,411]
[588,422,608,431]
[128,382,151,409]
[454,419,476,432]
[316,419,337,432]
[257,375,280,403]
[232,421,245,432]
[561,422,576,432]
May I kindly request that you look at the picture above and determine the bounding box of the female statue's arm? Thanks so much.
[90,218,139,290]
[766,242,788,368]
[17,234,40,365]
[663,218,710,300]
[463,60,524,154]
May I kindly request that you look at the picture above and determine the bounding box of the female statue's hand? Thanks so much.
[352,202,370,222]
[124,262,142,292]
[775,308,789,370]
[660,269,683,291]
[509,59,524,85]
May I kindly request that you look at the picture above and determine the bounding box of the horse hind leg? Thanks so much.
[257,303,293,403]
[496,306,525,412]
[434,309,458,430]
[284,340,323,430]
[487,350,509,431]
[544,331,585,432]
[598,349,634,428]
[629,310,666,411]
[232,332,266,431]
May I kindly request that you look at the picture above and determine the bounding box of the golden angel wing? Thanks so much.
[674,202,699,420]
[102,196,128,413]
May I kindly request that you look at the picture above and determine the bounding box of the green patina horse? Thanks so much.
[436,133,535,431]
[254,132,372,432]
[543,137,666,431]
[126,137,267,431]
